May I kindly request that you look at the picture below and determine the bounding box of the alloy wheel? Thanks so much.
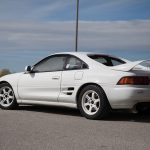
[82,90,100,115]
[0,86,15,107]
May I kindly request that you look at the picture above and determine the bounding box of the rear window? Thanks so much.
[88,55,126,66]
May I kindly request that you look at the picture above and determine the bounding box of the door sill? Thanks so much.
[17,99,77,108]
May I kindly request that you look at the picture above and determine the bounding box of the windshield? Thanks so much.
[88,55,126,66]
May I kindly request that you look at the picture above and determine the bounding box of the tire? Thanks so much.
[78,85,111,120]
[0,83,18,110]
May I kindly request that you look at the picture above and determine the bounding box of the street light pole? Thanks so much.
[75,0,79,52]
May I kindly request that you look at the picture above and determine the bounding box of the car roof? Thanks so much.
[53,51,115,58]
[54,52,90,55]
[52,52,130,64]
[55,52,111,56]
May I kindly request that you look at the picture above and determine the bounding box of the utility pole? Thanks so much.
[75,0,79,52]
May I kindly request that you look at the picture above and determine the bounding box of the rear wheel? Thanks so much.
[78,85,111,119]
[0,83,18,109]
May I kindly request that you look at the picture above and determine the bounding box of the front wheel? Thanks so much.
[0,83,18,110]
[78,85,111,120]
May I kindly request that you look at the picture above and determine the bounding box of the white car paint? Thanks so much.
[111,60,148,71]
[0,52,150,110]
[18,71,61,102]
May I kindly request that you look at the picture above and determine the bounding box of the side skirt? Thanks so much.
[17,99,77,109]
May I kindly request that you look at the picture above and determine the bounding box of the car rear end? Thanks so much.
[86,53,150,112]
[107,61,150,111]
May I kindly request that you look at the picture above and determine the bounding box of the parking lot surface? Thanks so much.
[0,106,150,150]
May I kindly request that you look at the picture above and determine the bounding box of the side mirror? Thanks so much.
[25,66,32,73]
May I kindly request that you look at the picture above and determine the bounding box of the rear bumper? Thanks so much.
[102,85,150,109]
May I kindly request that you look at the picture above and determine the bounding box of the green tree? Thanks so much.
[0,69,11,77]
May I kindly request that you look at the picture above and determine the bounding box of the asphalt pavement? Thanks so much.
[0,105,150,150]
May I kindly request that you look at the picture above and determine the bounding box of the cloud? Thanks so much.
[27,0,73,20]
[0,20,150,52]
[0,0,73,21]
[0,0,150,22]
[80,0,136,11]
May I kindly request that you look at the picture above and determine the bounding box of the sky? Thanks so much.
[0,0,150,72]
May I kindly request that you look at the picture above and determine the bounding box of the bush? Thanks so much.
[0,69,11,77]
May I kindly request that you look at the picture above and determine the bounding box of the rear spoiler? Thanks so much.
[111,60,150,72]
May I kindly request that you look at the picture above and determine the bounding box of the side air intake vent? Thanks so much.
[68,87,74,91]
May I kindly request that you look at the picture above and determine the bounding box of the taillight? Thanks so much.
[117,76,150,85]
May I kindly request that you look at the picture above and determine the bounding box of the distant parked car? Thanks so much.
[0,52,150,119]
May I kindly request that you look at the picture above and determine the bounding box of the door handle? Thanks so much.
[52,76,60,80]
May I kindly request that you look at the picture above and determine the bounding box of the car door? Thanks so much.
[18,55,67,102]
[58,55,88,103]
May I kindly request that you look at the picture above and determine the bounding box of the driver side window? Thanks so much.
[32,55,66,72]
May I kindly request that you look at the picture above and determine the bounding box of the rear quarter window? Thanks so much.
[88,55,126,66]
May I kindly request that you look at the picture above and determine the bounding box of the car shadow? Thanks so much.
[107,110,150,123]
[17,105,150,123]
[18,105,81,117]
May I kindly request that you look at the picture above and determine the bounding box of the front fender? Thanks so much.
[0,73,24,99]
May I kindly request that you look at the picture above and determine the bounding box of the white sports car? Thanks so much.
[0,52,150,119]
